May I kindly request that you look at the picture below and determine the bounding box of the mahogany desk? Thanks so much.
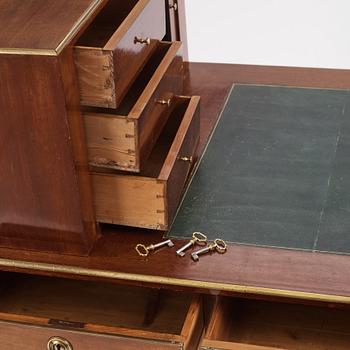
[0,63,349,304]
[1,0,350,349]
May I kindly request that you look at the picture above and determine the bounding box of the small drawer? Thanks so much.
[201,297,350,350]
[0,273,203,350]
[84,41,184,172]
[74,0,166,108]
[92,95,200,229]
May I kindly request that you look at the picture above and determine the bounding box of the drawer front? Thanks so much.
[137,43,184,170]
[109,0,167,107]
[75,0,166,108]
[162,96,201,228]
[84,42,184,172]
[0,321,181,350]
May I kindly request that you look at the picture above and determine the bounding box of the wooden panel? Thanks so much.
[161,96,200,228]
[0,321,182,350]
[93,175,166,228]
[185,62,350,90]
[0,54,96,255]
[74,48,116,108]
[75,0,166,108]
[85,114,136,169]
[58,47,99,252]
[181,296,204,350]
[0,0,103,50]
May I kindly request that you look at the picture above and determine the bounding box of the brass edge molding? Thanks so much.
[0,0,104,56]
[0,258,349,304]
[54,0,105,54]
[0,48,57,56]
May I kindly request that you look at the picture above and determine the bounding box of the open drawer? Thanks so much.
[92,95,200,229]
[0,273,203,350]
[201,297,350,350]
[74,0,166,108]
[84,41,184,172]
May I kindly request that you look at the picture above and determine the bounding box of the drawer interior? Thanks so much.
[136,95,191,178]
[93,95,191,179]
[204,297,350,349]
[84,42,172,117]
[0,273,196,339]
[77,0,140,47]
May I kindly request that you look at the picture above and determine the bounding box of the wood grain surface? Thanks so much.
[0,0,104,50]
[1,63,350,302]
[0,54,97,255]
[201,297,350,349]
[187,62,350,90]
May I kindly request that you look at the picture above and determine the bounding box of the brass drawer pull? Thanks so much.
[134,36,151,45]
[47,337,73,350]
[178,156,193,163]
[156,98,171,107]
[169,1,178,11]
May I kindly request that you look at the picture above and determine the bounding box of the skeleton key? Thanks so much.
[136,239,174,257]
[176,232,207,257]
[191,239,227,261]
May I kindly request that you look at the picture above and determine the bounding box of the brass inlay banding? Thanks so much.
[0,258,349,304]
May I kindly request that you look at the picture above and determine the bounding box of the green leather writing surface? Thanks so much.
[169,85,350,254]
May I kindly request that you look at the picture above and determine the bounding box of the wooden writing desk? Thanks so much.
[1,1,350,349]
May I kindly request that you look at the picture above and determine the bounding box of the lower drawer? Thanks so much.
[92,95,200,230]
[201,297,350,350]
[0,273,203,350]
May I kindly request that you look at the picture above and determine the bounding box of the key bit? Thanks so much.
[191,239,227,262]
[176,232,207,257]
[136,239,174,257]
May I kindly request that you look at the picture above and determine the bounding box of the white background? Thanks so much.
[184,0,350,69]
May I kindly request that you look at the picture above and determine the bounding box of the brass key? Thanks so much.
[136,239,174,257]
[191,239,227,261]
[176,232,207,257]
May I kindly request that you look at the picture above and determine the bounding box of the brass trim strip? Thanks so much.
[0,258,349,304]
[0,48,57,56]
[55,0,105,54]
[0,0,104,56]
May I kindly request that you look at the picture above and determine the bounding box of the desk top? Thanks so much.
[0,0,104,54]
[1,63,350,305]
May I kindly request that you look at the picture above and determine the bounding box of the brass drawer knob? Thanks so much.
[169,1,178,11]
[47,337,73,350]
[178,156,193,163]
[156,98,171,107]
[134,36,151,45]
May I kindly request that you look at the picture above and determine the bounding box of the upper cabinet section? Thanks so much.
[0,0,104,53]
